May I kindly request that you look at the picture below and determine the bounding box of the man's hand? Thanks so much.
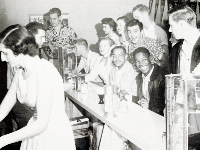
[138,98,149,109]
[63,81,75,91]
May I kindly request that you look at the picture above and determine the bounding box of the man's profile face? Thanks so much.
[169,16,182,40]
[112,48,127,69]
[74,44,82,57]
[35,29,46,48]
[49,13,60,27]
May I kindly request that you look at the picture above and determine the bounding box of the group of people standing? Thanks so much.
[0,2,200,150]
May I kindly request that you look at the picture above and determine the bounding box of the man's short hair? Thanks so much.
[126,19,143,31]
[117,16,129,24]
[99,37,115,47]
[49,8,61,17]
[133,47,150,59]
[26,22,47,35]
[75,38,88,49]
[101,18,117,32]
[132,4,150,15]
[111,46,127,55]
[168,4,196,26]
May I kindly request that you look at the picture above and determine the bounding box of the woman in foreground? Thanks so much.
[0,24,75,150]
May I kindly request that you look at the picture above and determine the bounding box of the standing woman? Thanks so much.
[116,16,130,51]
[0,25,75,150]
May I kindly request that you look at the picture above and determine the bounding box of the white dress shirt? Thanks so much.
[142,22,168,46]
[142,66,154,102]
[180,31,200,74]
[179,41,193,74]
[109,61,138,95]
[85,53,113,84]
[77,50,100,73]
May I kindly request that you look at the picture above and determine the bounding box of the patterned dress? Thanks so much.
[15,58,75,150]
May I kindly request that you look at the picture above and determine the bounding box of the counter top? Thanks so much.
[65,83,166,150]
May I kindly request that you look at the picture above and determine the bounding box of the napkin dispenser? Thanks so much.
[103,85,116,118]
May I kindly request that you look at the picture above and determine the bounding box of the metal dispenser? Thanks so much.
[166,74,200,150]
[103,85,116,118]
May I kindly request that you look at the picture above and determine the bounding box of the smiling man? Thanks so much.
[126,19,168,71]
[134,47,165,116]
[109,46,138,96]
[132,4,169,58]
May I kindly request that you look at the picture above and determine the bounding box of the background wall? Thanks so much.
[0,0,148,51]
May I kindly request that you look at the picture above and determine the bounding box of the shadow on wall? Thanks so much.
[89,23,105,54]
[124,12,134,20]
[90,12,133,54]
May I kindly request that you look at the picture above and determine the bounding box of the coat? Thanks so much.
[136,64,165,116]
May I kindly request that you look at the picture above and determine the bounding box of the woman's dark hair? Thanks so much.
[0,24,39,56]
[101,18,117,32]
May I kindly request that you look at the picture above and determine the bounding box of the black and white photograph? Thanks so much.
[0,0,200,150]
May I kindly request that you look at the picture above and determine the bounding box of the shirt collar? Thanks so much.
[142,65,154,79]
[87,50,92,60]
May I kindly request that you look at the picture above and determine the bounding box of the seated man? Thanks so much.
[85,37,115,84]
[109,46,138,96]
[133,47,165,116]
[74,38,100,74]
[101,18,120,45]
[126,19,168,69]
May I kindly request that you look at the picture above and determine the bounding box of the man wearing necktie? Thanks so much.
[109,46,138,96]
[134,47,165,116]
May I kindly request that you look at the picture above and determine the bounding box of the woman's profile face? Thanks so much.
[0,44,20,67]
[117,19,126,35]
[102,24,112,35]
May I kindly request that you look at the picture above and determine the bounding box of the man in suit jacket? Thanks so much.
[109,46,138,96]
